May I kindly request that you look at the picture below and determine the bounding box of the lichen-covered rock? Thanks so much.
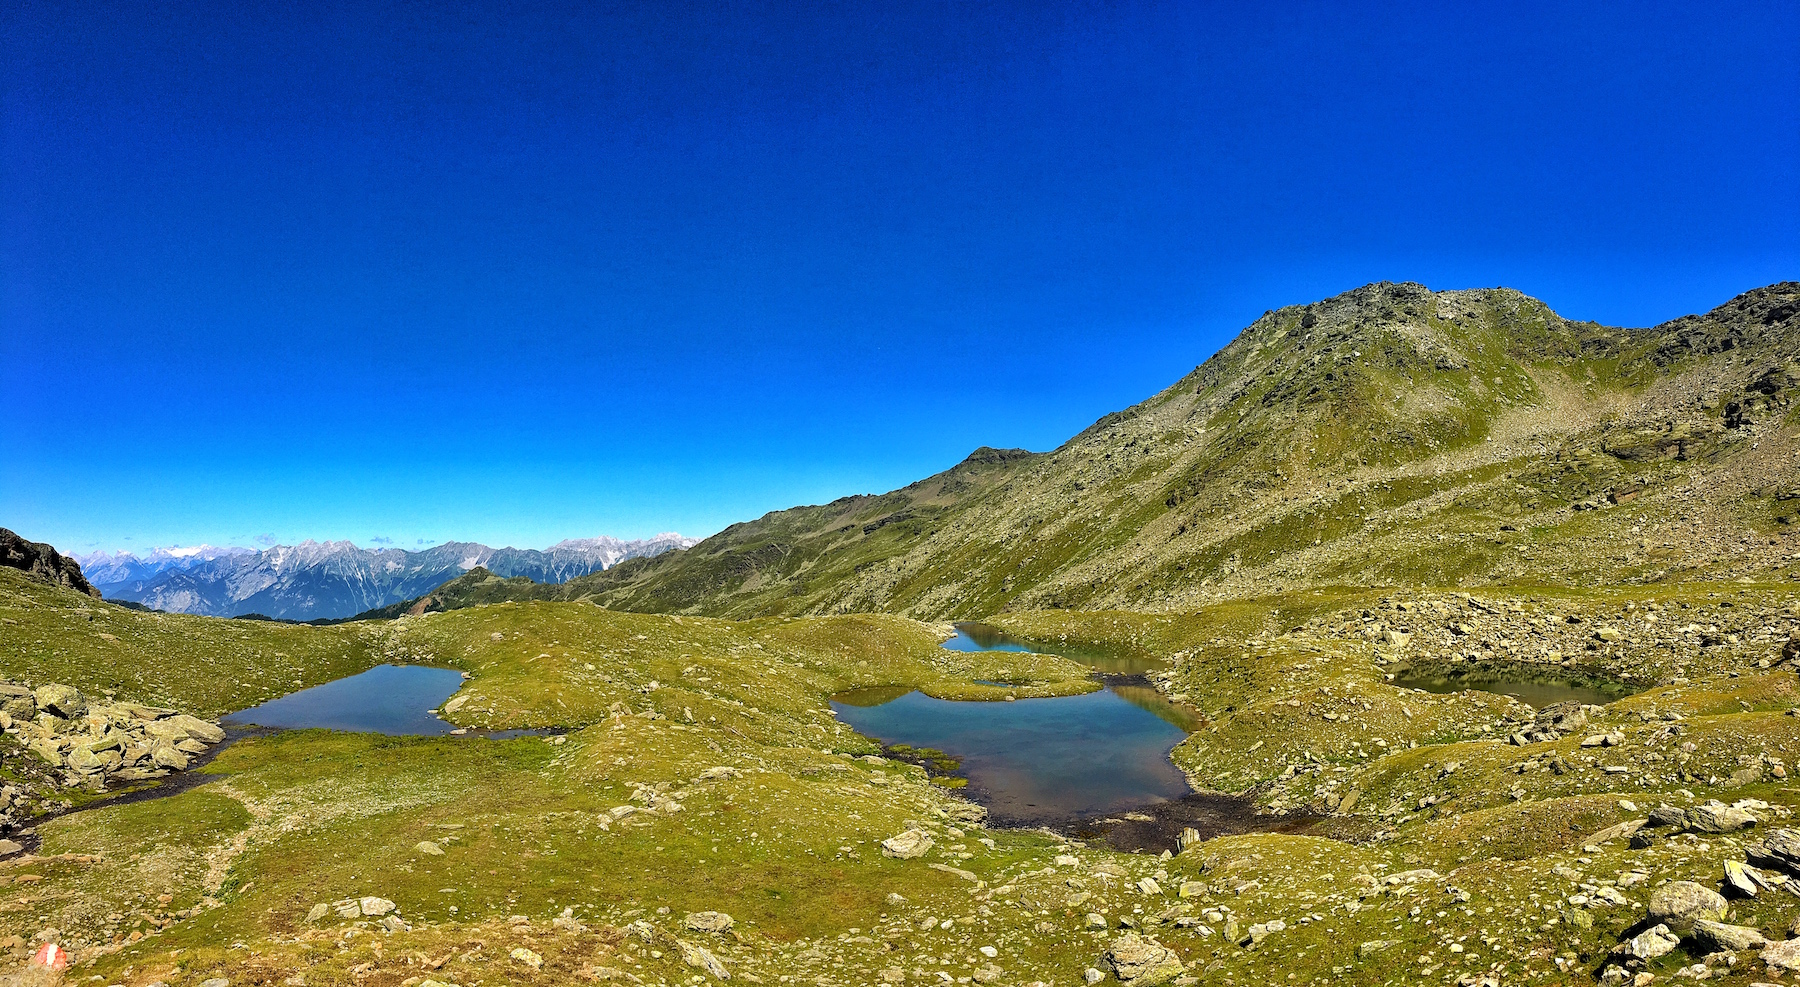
[1104,933,1185,986]
[1611,923,1680,961]
[881,829,934,859]
[1686,800,1758,833]
[33,684,86,720]
[1692,919,1767,952]
[1763,937,1800,972]
[678,940,730,980]
[1647,881,1727,933]
[685,911,734,933]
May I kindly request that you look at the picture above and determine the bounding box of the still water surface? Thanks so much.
[1391,668,1633,707]
[833,623,1200,826]
[223,664,512,736]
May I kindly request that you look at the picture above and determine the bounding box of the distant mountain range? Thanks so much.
[75,535,697,621]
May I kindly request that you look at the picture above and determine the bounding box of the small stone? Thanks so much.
[0,840,21,859]
[358,896,396,917]
[978,945,998,958]
[1612,923,1680,961]
[881,829,934,859]
[971,963,1003,983]
[678,939,730,980]
[685,911,734,933]
[510,947,543,969]
[304,903,329,923]
[414,841,444,856]
[1083,970,1105,985]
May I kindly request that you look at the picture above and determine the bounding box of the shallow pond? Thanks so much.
[1391,667,1635,708]
[833,623,1207,828]
[942,622,1159,675]
[833,687,1192,826]
[223,664,522,736]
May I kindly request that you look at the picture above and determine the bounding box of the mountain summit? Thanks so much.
[476,281,1799,618]
[85,534,697,620]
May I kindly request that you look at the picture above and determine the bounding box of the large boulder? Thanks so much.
[1692,919,1767,952]
[1686,801,1759,833]
[167,714,225,744]
[1647,881,1727,934]
[33,684,86,720]
[1103,933,1185,986]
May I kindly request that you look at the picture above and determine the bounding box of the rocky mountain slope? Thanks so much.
[91,534,696,621]
[0,528,99,598]
[483,281,1800,619]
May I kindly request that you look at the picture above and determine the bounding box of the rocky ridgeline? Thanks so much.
[0,679,225,832]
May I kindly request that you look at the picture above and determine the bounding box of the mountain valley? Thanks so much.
[2,280,1799,987]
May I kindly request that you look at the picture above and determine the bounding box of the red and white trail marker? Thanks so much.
[30,942,69,970]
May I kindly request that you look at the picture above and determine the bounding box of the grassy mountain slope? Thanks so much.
[490,281,1800,619]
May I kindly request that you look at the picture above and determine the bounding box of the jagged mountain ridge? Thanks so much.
[75,544,257,585]
[93,534,697,620]
[461,280,1800,620]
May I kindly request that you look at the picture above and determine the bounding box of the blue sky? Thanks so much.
[4,0,1796,554]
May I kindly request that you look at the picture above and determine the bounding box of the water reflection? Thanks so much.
[831,688,1192,825]
[224,664,536,737]
[1392,666,1635,708]
[945,622,1159,675]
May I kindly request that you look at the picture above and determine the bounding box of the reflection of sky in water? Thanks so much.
[939,624,1038,653]
[225,664,467,735]
[833,688,1192,825]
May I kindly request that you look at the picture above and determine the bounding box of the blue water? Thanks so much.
[940,623,1040,653]
[833,687,1192,825]
[832,623,1204,825]
[224,664,477,736]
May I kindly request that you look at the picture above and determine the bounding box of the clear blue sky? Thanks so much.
[5,1,1796,554]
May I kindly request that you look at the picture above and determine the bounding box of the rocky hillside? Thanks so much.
[451,281,1799,620]
[0,529,99,598]
[93,533,697,621]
